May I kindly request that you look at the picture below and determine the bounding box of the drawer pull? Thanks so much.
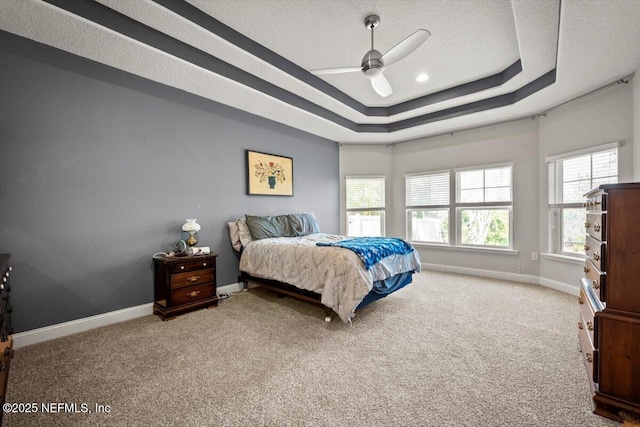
[180,265,185,270]
[587,321,593,331]
[594,223,601,232]
[593,252,600,261]
[584,244,590,251]
[586,352,593,363]
[187,275,200,282]
[584,221,590,229]
[187,290,201,298]
[592,280,599,289]
[583,266,589,273]
[578,321,583,329]
[578,296,584,304]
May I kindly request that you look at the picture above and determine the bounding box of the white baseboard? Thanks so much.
[13,282,243,349]
[539,277,579,296]
[422,262,540,285]
[13,303,154,349]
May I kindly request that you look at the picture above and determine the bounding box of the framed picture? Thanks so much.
[246,150,294,196]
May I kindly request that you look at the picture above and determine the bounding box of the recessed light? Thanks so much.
[416,73,429,82]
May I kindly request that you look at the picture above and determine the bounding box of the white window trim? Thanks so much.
[454,162,514,249]
[405,170,451,244]
[546,142,619,258]
[345,175,386,237]
[544,141,621,163]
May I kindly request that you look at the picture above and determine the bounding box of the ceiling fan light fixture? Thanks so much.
[416,73,429,82]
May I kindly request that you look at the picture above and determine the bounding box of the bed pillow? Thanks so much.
[245,214,293,240]
[288,213,321,236]
[237,218,253,247]
[227,221,242,252]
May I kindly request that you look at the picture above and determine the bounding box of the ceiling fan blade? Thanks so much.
[380,29,431,66]
[310,66,362,75]
[370,73,392,97]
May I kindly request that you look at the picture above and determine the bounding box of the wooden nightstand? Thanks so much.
[153,253,219,320]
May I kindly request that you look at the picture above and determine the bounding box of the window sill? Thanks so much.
[541,253,585,265]
[410,243,519,256]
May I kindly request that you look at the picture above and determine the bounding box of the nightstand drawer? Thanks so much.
[171,283,215,305]
[170,261,194,274]
[170,269,214,289]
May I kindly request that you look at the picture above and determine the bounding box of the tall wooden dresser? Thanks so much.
[0,254,14,424]
[579,183,640,421]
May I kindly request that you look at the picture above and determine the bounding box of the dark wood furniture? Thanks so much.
[0,254,14,424]
[153,253,218,320]
[579,183,640,422]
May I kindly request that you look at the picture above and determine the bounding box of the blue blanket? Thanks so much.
[316,237,414,270]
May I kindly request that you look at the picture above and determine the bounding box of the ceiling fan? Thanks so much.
[310,15,431,98]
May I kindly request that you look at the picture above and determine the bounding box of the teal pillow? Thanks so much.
[288,213,321,236]
[245,214,294,240]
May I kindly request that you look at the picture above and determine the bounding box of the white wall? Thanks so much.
[538,83,634,287]
[339,80,636,291]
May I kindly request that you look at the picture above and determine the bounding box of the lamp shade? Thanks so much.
[182,219,201,232]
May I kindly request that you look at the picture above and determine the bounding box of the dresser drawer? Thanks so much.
[585,212,606,242]
[171,283,215,306]
[584,192,607,212]
[170,269,214,289]
[579,285,597,346]
[578,323,598,387]
[585,235,605,272]
[584,258,605,302]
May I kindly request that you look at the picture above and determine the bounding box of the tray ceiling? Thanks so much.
[0,0,639,144]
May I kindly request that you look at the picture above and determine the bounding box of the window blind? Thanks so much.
[548,146,618,205]
[405,172,450,207]
[346,177,385,209]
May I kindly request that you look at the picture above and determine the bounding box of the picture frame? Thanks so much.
[246,150,294,196]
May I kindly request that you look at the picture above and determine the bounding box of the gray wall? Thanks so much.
[0,32,339,333]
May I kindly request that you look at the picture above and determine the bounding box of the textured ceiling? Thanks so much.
[0,0,639,145]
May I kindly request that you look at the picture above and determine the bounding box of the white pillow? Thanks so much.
[227,221,242,252]
[237,218,253,247]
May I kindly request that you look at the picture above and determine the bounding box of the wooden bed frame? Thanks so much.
[238,271,334,321]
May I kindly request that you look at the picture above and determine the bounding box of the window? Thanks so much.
[547,142,618,255]
[345,176,385,237]
[455,164,513,248]
[405,171,450,243]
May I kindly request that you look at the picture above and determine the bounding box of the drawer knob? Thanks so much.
[584,244,590,251]
[587,321,593,331]
[583,266,589,273]
[584,221,590,229]
[180,265,185,270]
[592,280,599,289]
[187,290,201,298]
[578,296,584,304]
[578,321,583,329]
[203,262,207,267]
[187,275,200,282]
[586,352,593,363]
[593,252,600,261]
[594,223,601,232]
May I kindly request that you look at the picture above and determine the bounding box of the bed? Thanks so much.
[229,213,421,323]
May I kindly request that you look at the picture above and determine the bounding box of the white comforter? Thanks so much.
[239,233,421,322]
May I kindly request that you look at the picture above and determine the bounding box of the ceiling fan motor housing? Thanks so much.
[361,49,384,78]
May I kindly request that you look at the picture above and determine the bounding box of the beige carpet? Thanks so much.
[3,271,637,426]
